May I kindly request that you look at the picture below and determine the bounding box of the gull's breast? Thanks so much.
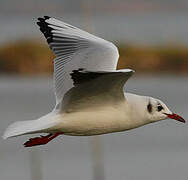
[55,103,140,136]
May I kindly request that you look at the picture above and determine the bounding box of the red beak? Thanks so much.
[164,113,185,123]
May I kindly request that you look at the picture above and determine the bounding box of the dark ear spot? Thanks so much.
[147,102,152,113]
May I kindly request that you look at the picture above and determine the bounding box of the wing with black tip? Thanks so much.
[37,16,120,107]
[62,69,134,112]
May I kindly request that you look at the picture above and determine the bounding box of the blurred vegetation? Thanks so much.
[0,40,54,75]
[118,44,188,74]
[0,40,188,75]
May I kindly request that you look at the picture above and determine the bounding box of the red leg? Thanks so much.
[24,132,63,147]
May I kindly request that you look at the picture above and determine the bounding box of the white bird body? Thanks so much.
[53,94,141,136]
[2,91,170,139]
[3,16,185,146]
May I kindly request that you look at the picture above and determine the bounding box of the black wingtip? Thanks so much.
[37,16,50,21]
[38,17,44,21]
[36,16,53,44]
[37,17,45,27]
[44,16,50,20]
[70,69,107,86]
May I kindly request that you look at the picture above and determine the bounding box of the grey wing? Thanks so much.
[37,16,119,106]
[62,69,135,112]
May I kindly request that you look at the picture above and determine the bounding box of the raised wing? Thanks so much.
[37,16,119,106]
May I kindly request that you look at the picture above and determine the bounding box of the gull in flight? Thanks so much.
[3,16,185,147]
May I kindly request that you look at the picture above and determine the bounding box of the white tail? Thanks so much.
[3,113,60,139]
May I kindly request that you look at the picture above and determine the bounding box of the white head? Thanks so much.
[125,93,185,124]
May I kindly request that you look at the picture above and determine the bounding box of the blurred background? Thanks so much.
[0,0,188,180]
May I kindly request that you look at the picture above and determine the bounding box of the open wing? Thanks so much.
[62,69,134,112]
[37,16,119,106]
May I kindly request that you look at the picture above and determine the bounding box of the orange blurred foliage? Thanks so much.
[0,40,188,75]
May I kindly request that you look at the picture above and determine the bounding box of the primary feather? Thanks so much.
[37,16,119,106]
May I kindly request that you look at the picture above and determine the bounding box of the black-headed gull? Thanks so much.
[3,16,185,147]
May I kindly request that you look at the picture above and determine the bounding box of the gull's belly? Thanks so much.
[56,107,141,136]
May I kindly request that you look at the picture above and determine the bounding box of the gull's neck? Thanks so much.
[124,93,151,126]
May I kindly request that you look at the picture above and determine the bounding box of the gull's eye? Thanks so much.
[157,105,163,112]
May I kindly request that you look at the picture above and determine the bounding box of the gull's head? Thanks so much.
[126,93,185,124]
[145,97,185,123]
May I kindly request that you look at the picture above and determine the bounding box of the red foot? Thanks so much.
[24,133,63,147]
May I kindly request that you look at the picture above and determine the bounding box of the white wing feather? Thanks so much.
[37,16,119,106]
